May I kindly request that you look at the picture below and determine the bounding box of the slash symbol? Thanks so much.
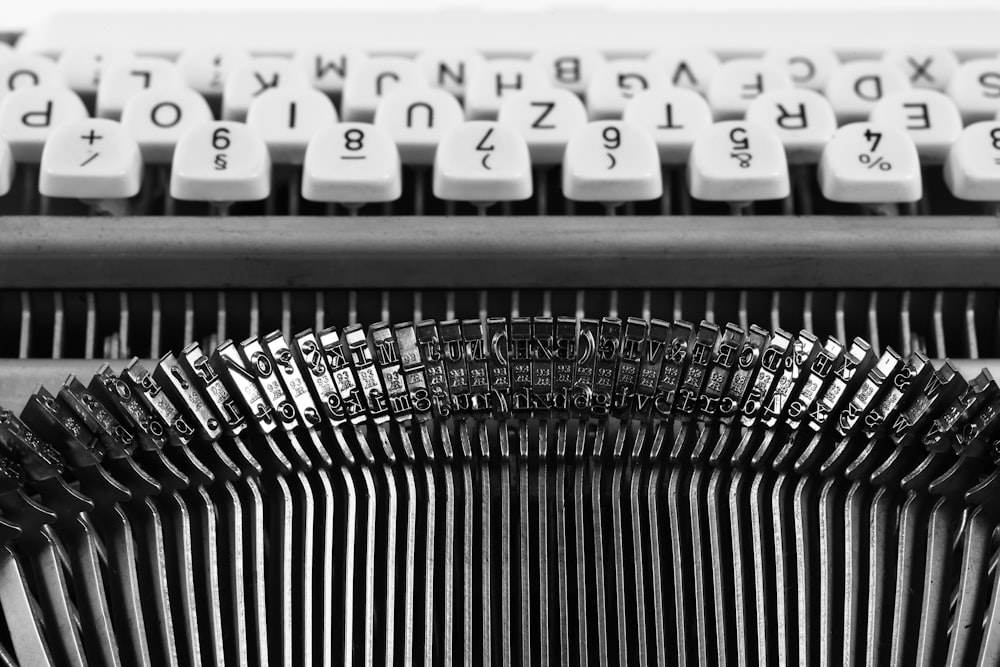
[80,153,100,167]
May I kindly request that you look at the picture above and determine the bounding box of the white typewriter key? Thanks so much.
[869,89,962,163]
[0,55,63,102]
[706,59,793,120]
[621,87,713,164]
[302,123,401,204]
[647,49,720,94]
[293,46,366,97]
[341,57,425,123]
[222,57,310,122]
[947,59,1000,124]
[415,49,485,97]
[0,44,11,61]
[121,87,214,163]
[943,122,1000,201]
[498,88,587,164]
[176,47,251,96]
[39,118,143,199]
[374,87,464,164]
[433,121,532,203]
[744,89,837,164]
[762,46,839,91]
[57,46,130,95]
[824,61,910,124]
[246,87,338,164]
[818,122,921,203]
[0,139,13,197]
[530,47,606,95]
[96,57,185,120]
[881,46,959,91]
[562,120,662,203]
[170,121,271,202]
[586,60,669,120]
[0,86,88,162]
[687,121,790,202]
[465,59,548,121]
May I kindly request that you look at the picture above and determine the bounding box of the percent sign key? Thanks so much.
[818,123,922,202]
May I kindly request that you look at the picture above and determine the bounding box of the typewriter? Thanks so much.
[0,7,999,666]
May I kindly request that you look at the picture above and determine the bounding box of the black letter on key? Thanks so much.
[787,57,816,85]
[150,102,182,129]
[438,62,464,88]
[617,73,648,98]
[495,73,523,97]
[530,102,556,129]
[853,75,884,101]
[741,73,765,99]
[907,57,934,84]
[776,103,808,130]
[904,103,930,130]
[21,101,52,128]
[979,72,1000,98]
[554,57,580,85]
[7,70,39,91]
[376,72,399,96]
[406,102,434,128]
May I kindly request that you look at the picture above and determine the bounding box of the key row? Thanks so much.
[0,47,999,125]
[3,116,999,207]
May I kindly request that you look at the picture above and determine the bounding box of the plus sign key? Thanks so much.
[39,118,142,200]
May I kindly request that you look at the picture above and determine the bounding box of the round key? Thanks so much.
[586,60,669,120]
[39,118,143,199]
[302,123,401,203]
[121,87,214,163]
[943,122,1000,201]
[530,47,606,95]
[745,88,837,164]
[562,120,661,203]
[498,88,587,164]
[374,87,464,164]
[622,87,713,164]
[415,49,485,97]
[0,86,88,162]
[647,48,720,94]
[707,59,793,120]
[0,55,63,102]
[96,57,185,120]
[176,47,251,96]
[881,46,959,91]
[824,61,910,123]
[0,138,13,197]
[818,122,921,203]
[433,121,532,202]
[869,89,962,163]
[170,121,271,202]
[687,121,790,202]
[762,46,839,91]
[293,46,366,97]
[947,59,1000,124]
[247,87,338,164]
[341,57,425,123]
[465,59,548,121]
[223,57,310,122]
[57,46,130,95]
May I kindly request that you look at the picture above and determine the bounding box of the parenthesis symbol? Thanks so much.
[607,153,616,170]
[481,154,492,170]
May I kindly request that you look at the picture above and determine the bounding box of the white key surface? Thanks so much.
[301,122,401,203]
[170,121,271,202]
[869,89,963,163]
[176,47,251,96]
[222,57,310,122]
[0,139,13,197]
[96,57,185,120]
[464,59,547,121]
[433,120,532,202]
[0,44,12,61]
[621,87,713,164]
[562,120,662,203]
[341,57,425,123]
[818,121,922,203]
[762,46,839,91]
[706,58,793,120]
[415,49,485,98]
[121,87,216,163]
[744,88,837,164]
[0,85,88,162]
[497,88,588,165]
[530,47,606,95]
[946,58,1000,124]
[0,55,64,102]
[373,86,464,165]
[943,121,1000,201]
[39,117,143,199]
[824,61,910,123]
[687,120,790,202]
[586,60,669,120]
[881,46,960,91]
[246,87,338,164]
[56,46,130,95]
[646,49,720,94]
[292,46,366,98]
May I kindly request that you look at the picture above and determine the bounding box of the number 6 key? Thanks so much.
[170,120,271,202]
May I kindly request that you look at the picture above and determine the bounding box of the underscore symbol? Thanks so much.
[858,153,891,171]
